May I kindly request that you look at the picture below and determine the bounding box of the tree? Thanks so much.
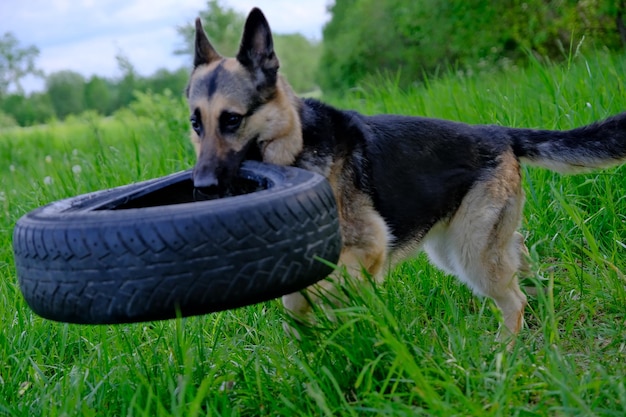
[114,51,137,109]
[46,70,86,119]
[175,0,245,58]
[0,92,54,126]
[592,0,626,47]
[274,34,321,93]
[318,0,403,92]
[319,0,626,93]
[0,32,42,96]
[142,67,189,96]
[84,75,114,115]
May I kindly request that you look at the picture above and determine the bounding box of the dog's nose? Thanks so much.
[193,165,219,189]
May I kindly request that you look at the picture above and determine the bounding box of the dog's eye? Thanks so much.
[190,114,202,134]
[219,111,243,133]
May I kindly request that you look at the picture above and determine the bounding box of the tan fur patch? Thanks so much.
[327,159,390,279]
[421,150,528,335]
[255,77,303,165]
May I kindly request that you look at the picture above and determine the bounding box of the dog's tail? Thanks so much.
[510,112,626,173]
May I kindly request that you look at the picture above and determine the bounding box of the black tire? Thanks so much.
[13,161,341,324]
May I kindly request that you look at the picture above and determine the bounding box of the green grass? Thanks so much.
[1,52,626,416]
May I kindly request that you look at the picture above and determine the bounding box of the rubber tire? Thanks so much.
[13,161,341,324]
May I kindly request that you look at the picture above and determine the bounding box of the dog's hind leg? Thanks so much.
[425,151,529,339]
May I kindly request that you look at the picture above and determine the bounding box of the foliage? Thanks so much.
[0,110,17,128]
[142,67,190,97]
[0,92,54,127]
[319,0,626,92]
[274,34,322,93]
[84,75,115,116]
[175,0,246,58]
[2,1,624,124]
[1,50,626,415]
[0,32,42,96]
[115,89,191,139]
[46,71,86,119]
[114,52,139,110]
[0,26,190,127]
[176,0,322,93]
[0,61,189,127]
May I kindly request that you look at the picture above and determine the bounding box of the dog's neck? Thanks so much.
[257,76,304,167]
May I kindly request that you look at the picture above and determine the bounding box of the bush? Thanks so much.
[319,0,626,92]
[0,110,18,129]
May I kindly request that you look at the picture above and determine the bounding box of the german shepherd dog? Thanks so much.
[186,8,626,340]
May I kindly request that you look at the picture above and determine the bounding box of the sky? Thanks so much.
[0,0,331,93]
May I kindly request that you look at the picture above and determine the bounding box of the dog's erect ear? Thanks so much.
[194,18,221,68]
[236,8,279,93]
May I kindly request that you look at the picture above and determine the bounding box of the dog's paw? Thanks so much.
[282,320,303,340]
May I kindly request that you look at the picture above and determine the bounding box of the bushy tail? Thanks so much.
[511,112,626,173]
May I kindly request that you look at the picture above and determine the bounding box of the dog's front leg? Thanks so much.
[282,205,390,338]
[281,247,384,339]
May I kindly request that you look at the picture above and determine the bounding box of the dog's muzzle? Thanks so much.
[192,163,219,189]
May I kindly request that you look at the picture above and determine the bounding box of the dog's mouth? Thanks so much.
[193,176,265,201]
[193,140,265,200]
[243,138,263,162]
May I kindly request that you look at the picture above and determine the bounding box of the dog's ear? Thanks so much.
[236,8,279,94]
[194,18,221,67]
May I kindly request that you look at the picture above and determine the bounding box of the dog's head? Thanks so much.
[187,8,302,190]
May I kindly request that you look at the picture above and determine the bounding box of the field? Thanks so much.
[1,52,626,416]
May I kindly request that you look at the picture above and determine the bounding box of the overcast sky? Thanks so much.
[0,0,331,93]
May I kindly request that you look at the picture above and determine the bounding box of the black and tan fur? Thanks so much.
[186,8,626,339]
